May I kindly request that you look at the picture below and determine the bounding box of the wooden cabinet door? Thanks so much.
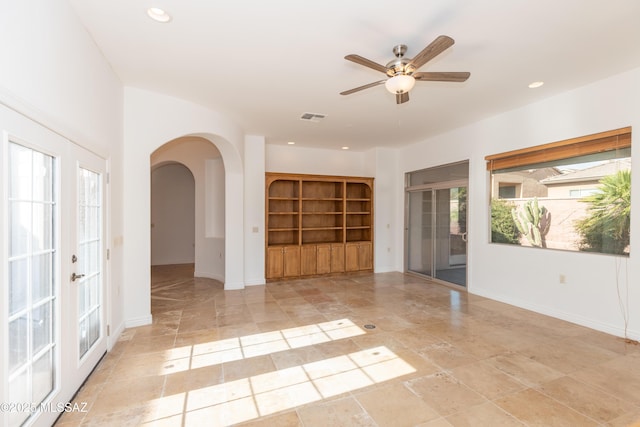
[345,243,360,272]
[266,247,284,279]
[301,245,317,276]
[358,241,373,270]
[316,244,331,274]
[345,242,372,271]
[330,243,345,273]
[283,246,301,277]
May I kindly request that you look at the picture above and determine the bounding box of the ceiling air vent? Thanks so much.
[300,112,326,122]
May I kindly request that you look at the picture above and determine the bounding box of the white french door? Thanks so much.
[1,105,107,427]
[69,146,107,381]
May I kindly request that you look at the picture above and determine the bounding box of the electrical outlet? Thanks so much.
[559,274,566,284]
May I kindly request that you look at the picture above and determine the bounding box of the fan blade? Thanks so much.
[408,35,455,70]
[396,92,409,104]
[344,54,388,74]
[413,71,470,82]
[340,80,386,96]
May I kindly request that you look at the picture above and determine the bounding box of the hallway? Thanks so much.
[56,265,640,426]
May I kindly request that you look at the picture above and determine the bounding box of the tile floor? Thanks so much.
[55,264,640,426]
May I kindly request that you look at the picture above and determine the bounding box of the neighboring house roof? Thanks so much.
[541,158,631,185]
[497,167,561,181]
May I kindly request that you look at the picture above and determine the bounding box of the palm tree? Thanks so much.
[575,169,631,255]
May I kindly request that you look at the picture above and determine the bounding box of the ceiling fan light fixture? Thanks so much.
[147,7,172,23]
[385,74,415,94]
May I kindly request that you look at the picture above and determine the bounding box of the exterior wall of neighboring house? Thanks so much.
[541,158,631,198]
[509,197,588,250]
[492,167,560,199]
[545,181,600,198]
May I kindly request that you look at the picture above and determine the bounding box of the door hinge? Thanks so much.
[107,325,110,336]
[106,172,110,184]
[106,249,110,260]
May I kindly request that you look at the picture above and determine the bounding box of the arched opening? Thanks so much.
[150,136,225,289]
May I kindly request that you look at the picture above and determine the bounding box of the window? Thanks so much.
[498,184,517,199]
[486,127,631,255]
[569,188,598,198]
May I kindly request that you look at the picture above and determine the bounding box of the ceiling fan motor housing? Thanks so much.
[386,44,416,77]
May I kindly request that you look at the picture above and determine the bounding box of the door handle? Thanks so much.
[71,272,85,282]
[461,232,468,243]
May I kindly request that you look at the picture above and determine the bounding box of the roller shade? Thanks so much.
[485,127,631,172]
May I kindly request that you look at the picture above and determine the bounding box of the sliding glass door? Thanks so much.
[406,162,468,287]
[407,190,433,277]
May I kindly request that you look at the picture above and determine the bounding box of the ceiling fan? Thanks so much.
[340,35,470,104]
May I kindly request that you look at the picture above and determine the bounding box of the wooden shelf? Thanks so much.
[266,173,373,279]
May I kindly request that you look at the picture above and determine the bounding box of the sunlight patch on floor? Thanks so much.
[142,345,415,425]
[158,319,367,375]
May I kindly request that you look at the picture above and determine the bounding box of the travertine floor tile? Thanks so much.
[56,265,640,427]
[445,402,525,426]
[450,359,526,399]
[297,397,376,426]
[494,388,599,426]
[537,376,637,423]
[355,382,440,426]
[406,372,488,416]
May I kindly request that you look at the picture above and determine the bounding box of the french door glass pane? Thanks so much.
[31,252,53,302]
[33,349,54,403]
[32,301,52,355]
[9,201,30,256]
[8,370,29,427]
[8,315,28,373]
[6,142,56,427]
[78,167,102,359]
[9,258,28,315]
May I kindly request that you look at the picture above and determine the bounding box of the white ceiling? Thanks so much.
[68,0,640,151]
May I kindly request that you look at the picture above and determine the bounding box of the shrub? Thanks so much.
[575,170,631,255]
[491,199,521,244]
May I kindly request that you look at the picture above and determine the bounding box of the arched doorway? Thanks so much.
[150,137,225,282]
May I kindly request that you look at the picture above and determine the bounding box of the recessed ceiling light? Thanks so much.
[287,141,295,145]
[341,146,350,150]
[528,81,544,89]
[147,7,172,23]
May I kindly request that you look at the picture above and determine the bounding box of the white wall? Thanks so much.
[123,87,246,327]
[398,67,640,340]
[151,163,196,265]
[206,158,225,238]
[266,144,366,176]
[245,136,266,285]
[363,147,401,273]
[0,0,124,344]
[0,1,124,425]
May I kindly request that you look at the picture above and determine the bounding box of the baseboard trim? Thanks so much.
[245,278,266,286]
[471,287,640,341]
[125,314,153,328]
[194,270,225,282]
